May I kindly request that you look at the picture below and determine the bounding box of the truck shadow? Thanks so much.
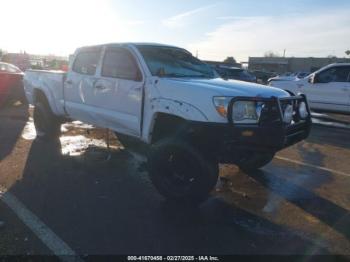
[7,137,331,255]
[0,104,29,161]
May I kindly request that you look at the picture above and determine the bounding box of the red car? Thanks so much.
[0,62,25,107]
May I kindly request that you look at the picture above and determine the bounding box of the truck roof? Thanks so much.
[312,62,350,74]
[325,63,350,67]
[76,42,185,53]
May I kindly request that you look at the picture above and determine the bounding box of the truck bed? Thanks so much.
[24,70,67,116]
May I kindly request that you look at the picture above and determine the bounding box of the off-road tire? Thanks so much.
[237,152,275,172]
[148,137,219,204]
[33,100,61,139]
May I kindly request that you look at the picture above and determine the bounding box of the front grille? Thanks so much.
[259,101,281,126]
[228,94,311,127]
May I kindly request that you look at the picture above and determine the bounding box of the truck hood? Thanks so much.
[155,77,290,99]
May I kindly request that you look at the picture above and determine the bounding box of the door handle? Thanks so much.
[66,80,73,85]
[95,85,107,90]
[341,87,348,92]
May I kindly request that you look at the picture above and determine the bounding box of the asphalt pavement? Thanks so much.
[0,104,349,257]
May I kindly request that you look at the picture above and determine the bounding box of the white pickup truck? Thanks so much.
[270,63,350,114]
[24,43,311,203]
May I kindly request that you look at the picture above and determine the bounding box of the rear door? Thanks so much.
[64,47,102,124]
[303,66,350,113]
[87,46,144,136]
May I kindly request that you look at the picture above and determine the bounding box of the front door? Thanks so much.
[303,66,350,113]
[87,46,144,137]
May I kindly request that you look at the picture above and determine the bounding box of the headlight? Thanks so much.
[213,97,264,123]
[298,101,308,119]
[232,101,260,123]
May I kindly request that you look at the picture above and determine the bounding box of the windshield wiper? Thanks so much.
[161,73,211,78]
[180,74,211,78]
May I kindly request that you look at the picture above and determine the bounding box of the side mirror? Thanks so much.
[308,74,315,84]
[156,67,166,77]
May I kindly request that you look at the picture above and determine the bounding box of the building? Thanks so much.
[203,60,242,68]
[248,57,350,74]
[1,52,69,71]
[1,53,31,70]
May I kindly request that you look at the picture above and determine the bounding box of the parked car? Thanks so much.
[214,65,257,82]
[250,70,277,84]
[24,43,311,203]
[268,71,310,84]
[0,62,25,107]
[270,63,350,114]
[296,72,310,79]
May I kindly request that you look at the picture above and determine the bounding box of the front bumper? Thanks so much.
[188,94,312,162]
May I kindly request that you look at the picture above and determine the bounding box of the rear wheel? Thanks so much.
[148,137,219,204]
[236,151,275,171]
[33,100,61,139]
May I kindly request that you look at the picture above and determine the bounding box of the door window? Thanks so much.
[101,47,141,81]
[317,66,350,83]
[73,50,100,75]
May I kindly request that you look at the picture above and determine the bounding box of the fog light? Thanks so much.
[298,102,308,119]
[242,130,254,137]
[283,104,293,124]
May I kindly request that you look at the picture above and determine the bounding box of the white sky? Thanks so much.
[188,10,350,61]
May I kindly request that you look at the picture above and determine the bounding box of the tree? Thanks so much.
[0,49,3,58]
[346,50,350,57]
[223,56,237,65]
[264,51,280,58]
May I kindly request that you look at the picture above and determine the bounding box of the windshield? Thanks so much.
[136,45,216,78]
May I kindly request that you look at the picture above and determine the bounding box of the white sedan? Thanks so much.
[270,63,350,114]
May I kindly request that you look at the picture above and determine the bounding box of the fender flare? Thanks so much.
[141,98,208,143]
[33,87,59,116]
[150,98,208,121]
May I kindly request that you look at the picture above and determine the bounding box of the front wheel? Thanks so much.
[236,151,275,171]
[148,138,219,204]
[33,100,61,139]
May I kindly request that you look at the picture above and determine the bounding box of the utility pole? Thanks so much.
[283,49,286,57]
